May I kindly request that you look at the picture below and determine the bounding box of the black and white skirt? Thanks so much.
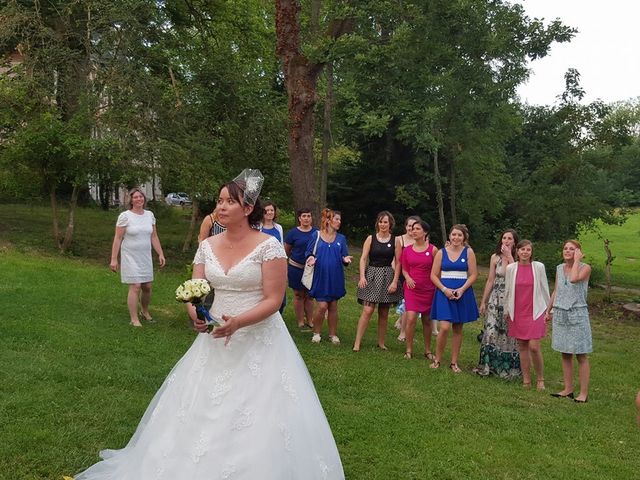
[357,265,402,305]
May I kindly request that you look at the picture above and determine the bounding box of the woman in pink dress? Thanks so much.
[504,240,550,390]
[400,220,438,359]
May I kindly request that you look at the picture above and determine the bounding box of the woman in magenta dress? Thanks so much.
[400,220,438,359]
[504,240,550,390]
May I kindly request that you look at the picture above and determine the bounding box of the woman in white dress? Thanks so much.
[78,170,345,479]
[110,188,165,326]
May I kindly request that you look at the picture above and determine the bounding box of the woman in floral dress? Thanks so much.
[474,229,521,378]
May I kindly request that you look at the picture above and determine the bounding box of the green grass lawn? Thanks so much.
[1,204,639,479]
[1,246,639,480]
[579,209,640,289]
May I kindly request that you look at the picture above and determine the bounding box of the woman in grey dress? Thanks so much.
[545,240,592,403]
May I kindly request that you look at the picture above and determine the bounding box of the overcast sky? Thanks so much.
[515,0,640,106]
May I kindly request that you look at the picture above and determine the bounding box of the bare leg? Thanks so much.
[140,282,152,320]
[558,353,574,395]
[431,319,439,335]
[575,354,590,401]
[404,311,418,356]
[353,303,375,351]
[304,294,315,327]
[127,284,142,326]
[398,311,407,341]
[293,290,306,327]
[327,301,339,337]
[529,339,545,389]
[377,305,390,349]
[517,339,531,387]
[313,301,328,335]
[451,323,463,366]
[421,314,433,356]
[432,321,451,367]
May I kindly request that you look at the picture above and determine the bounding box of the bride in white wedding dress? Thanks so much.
[76,170,345,480]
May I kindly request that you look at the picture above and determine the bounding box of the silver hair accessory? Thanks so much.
[232,168,264,205]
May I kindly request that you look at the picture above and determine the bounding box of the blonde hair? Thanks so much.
[127,188,147,209]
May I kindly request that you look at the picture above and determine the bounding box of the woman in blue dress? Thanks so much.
[429,224,479,372]
[284,208,317,328]
[306,209,353,344]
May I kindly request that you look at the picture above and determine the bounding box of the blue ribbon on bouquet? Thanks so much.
[196,304,221,327]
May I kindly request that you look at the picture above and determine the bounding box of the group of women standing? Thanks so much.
[110,196,594,402]
[301,209,593,401]
[474,233,593,402]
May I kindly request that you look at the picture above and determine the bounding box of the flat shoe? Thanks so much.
[550,392,574,399]
[449,363,462,374]
[574,397,588,403]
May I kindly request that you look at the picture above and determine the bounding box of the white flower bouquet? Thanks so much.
[175,279,221,330]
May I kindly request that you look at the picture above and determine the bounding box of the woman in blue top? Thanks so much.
[546,239,592,403]
[260,201,286,313]
[284,208,317,328]
[306,208,353,344]
[429,224,479,372]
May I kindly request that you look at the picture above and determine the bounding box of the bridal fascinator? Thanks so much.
[232,168,264,205]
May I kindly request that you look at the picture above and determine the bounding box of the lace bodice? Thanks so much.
[194,236,286,318]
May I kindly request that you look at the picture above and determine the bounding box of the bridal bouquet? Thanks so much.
[175,279,221,331]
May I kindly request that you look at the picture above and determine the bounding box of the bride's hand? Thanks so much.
[212,315,239,345]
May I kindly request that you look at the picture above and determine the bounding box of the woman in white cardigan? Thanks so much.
[504,240,550,390]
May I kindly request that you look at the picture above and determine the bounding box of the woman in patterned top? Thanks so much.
[546,240,592,403]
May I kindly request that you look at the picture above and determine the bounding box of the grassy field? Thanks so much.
[578,210,640,289]
[1,204,639,479]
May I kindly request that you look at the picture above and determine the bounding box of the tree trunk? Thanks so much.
[183,197,200,252]
[275,0,323,223]
[60,184,80,252]
[449,157,457,225]
[433,147,447,245]
[49,185,61,247]
[319,62,333,209]
[603,238,613,302]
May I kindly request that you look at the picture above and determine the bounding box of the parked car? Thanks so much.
[165,192,193,206]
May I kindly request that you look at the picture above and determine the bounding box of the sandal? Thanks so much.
[378,345,388,351]
[403,352,412,359]
[522,382,532,389]
[424,352,435,361]
[449,363,462,374]
[397,334,406,342]
[429,360,440,369]
[536,380,546,391]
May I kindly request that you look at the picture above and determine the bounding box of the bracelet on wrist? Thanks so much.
[441,286,447,293]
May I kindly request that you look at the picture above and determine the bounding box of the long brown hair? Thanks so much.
[494,229,519,257]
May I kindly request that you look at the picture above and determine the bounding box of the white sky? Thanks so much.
[515,0,640,106]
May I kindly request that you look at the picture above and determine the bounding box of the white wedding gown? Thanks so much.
[76,237,345,479]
